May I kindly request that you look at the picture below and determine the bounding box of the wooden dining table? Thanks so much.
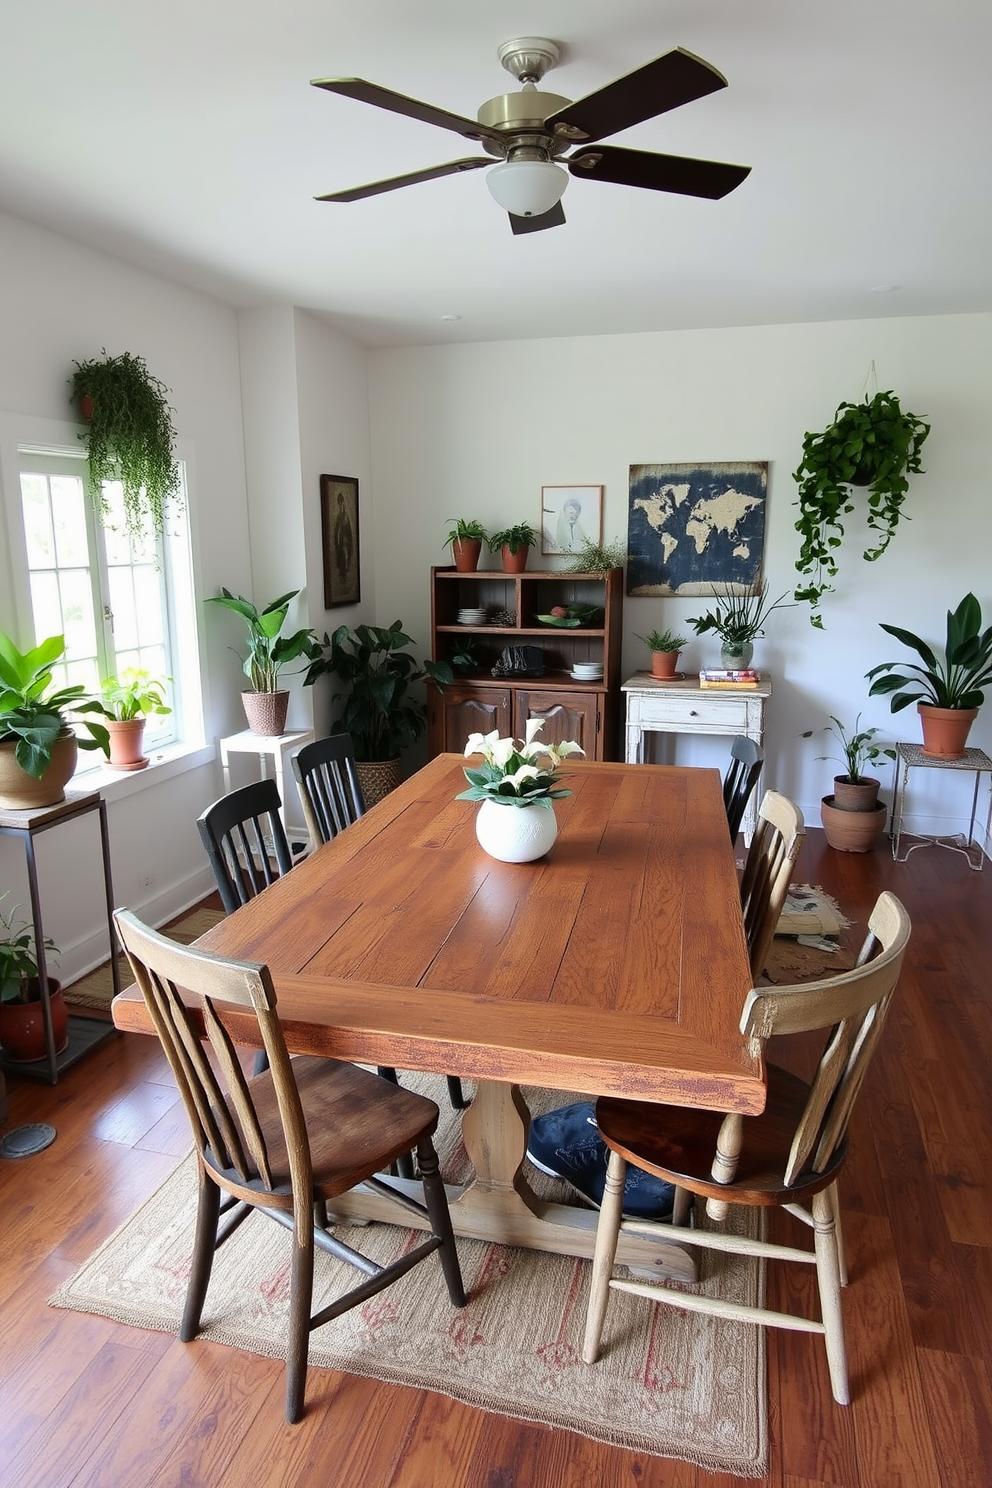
[113,754,763,1282]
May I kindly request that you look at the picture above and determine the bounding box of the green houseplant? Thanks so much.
[866,592,992,759]
[98,668,171,771]
[304,621,453,804]
[687,584,792,668]
[456,719,583,862]
[803,714,895,852]
[562,537,626,574]
[444,518,488,573]
[0,632,110,808]
[205,588,318,737]
[793,390,930,627]
[69,350,182,540]
[489,522,539,574]
[0,895,66,1063]
[636,628,689,680]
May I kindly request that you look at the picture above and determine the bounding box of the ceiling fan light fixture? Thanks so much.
[486,159,568,218]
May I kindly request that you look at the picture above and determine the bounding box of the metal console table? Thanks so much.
[0,789,120,1083]
[890,742,992,872]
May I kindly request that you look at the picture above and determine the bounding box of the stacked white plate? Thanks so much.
[457,607,486,626]
[571,661,604,681]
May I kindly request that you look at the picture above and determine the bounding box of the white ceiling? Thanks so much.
[0,0,989,348]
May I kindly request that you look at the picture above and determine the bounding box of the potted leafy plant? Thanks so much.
[456,719,583,862]
[793,389,930,627]
[866,592,992,759]
[803,714,895,852]
[687,584,792,668]
[489,522,539,574]
[562,537,626,574]
[98,668,171,771]
[69,350,182,540]
[636,628,688,680]
[205,588,318,737]
[0,895,66,1063]
[0,632,110,809]
[444,518,488,573]
[304,621,453,805]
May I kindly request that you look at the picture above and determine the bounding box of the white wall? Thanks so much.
[368,313,992,838]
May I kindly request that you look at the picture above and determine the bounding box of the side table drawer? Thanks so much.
[627,694,752,731]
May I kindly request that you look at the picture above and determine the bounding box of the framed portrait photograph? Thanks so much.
[320,475,360,608]
[540,484,603,556]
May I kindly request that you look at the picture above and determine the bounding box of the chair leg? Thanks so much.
[812,1187,850,1405]
[828,1180,848,1286]
[671,1184,692,1226]
[180,1166,221,1341]
[446,1075,471,1109]
[416,1137,465,1307]
[285,1213,316,1424]
[582,1148,626,1364]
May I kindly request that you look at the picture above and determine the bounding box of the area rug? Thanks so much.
[49,1077,767,1475]
[63,908,225,1011]
[766,884,856,984]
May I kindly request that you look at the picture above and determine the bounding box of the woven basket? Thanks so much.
[241,690,290,737]
[355,758,402,808]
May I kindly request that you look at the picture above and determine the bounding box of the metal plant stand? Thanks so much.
[890,742,992,872]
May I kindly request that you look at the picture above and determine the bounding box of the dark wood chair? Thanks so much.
[113,908,465,1424]
[582,890,911,1405]
[196,778,294,914]
[741,789,805,981]
[292,733,365,850]
[723,735,764,843]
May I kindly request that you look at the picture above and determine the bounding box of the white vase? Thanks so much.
[475,799,558,863]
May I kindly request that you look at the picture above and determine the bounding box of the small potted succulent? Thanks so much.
[98,668,172,771]
[444,518,488,573]
[803,714,895,852]
[205,588,319,737]
[0,631,110,809]
[0,895,66,1063]
[636,628,688,680]
[489,522,540,575]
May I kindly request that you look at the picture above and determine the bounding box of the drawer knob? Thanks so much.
[689,709,698,716]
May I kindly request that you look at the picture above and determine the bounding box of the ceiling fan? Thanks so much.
[312,38,751,234]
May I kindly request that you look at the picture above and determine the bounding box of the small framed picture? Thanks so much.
[540,485,603,556]
[320,475,360,608]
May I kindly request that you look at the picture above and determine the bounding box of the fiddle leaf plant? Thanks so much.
[793,389,930,627]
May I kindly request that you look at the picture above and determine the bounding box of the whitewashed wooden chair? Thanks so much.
[581,891,911,1405]
[740,790,805,981]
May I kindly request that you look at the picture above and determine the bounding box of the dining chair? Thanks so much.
[723,735,764,843]
[291,733,365,850]
[581,890,911,1405]
[113,908,465,1424]
[740,789,805,981]
[196,778,294,914]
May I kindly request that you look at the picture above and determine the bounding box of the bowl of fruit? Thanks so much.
[536,603,601,628]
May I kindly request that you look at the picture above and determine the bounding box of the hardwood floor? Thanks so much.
[2,833,991,1487]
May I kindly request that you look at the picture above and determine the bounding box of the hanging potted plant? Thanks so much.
[636,628,688,680]
[97,669,171,770]
[444,517,488,573]
[69,350,182,540]
[205,588,318,737]
[802,714,896,852]
[687,583,793,669]
[793,389,930,627]
[489,523,539,575]
[0,632,110,809]
[0,896,66,1063]
[866,592,992,759]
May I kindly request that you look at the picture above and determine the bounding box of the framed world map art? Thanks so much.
[627,461,768,596]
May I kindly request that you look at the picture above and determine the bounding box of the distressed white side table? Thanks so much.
[218,728,313,843]
[890,741,992,871]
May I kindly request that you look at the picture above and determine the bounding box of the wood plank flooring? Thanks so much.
[2,831,990,1487]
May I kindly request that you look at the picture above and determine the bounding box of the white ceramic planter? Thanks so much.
[475,799,558,863]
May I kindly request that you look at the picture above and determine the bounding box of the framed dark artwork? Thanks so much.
[540,484,603,556]
[627,462,768,597]
[320,475,360,608]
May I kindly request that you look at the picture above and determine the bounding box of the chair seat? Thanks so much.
[595,1063,845,1208]
[208,1058,442,1200]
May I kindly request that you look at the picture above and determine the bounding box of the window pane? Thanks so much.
[28,571,64,643]
[50,476,90,567]
[133,564,165,646]
[59,569,99,661]
[108,565,138,650]
[21,474,55,565]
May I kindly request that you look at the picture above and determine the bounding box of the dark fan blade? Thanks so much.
[312,77,505,148]
[508,201,566,235]
[316,157,490,203]
[545,48,727,144]
[568,145,750,200]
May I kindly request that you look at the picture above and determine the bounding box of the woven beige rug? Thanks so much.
[50,1077,767,1475]
[63,908,225,1011]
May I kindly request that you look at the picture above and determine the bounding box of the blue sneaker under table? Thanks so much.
[526,1102,675,1220]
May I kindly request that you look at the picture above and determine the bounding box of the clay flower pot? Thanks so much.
[0,732,78,809]
[820,794,887,853]
[918,703,977,760]
[500,544,530,574]
[830,775,880,812]
[106,718,149,771]
[650,650,682,679]
[452,539,482,573]
[0,979,68,1062]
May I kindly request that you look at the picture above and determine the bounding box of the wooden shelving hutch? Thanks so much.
[426,566,623,761]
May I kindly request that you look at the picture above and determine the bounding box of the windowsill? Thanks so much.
[71,739,216,801]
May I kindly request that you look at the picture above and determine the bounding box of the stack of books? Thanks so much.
[698,668,760,689]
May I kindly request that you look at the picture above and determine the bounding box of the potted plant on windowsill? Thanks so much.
[0,632,110,809]
[489,523,539,575]
[636,628,688,680]
[866,592,992,759]
[304,622,453,806]
[97,668,171,771]
[205,588,319,737]
[444,518,488,573]
[687,583,793,669]
[803,714,896,852]
[0,896,66,1063]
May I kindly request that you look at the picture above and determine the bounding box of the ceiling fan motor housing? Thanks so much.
[476,90,572,159]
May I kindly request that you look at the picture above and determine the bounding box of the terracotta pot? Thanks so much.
[918,703,977,760]
[0,979,68,1062]
[500,544,529,574]
[355,758,402,808]
[241,690,290,737]
[820,794,887,853]
[452,539,482,573]
[650,650,681,679]
[78,393,94,421]
[106,718,149,771]
[831,775,880,812]
[0,732,78,810]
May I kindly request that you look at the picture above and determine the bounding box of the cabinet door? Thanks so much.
[428,685,511,756]
[514,690,601,759]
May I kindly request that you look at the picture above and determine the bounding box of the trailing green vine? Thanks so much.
[792,389,929,627]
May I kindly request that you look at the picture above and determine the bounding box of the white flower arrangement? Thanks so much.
[456,719,583,809]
